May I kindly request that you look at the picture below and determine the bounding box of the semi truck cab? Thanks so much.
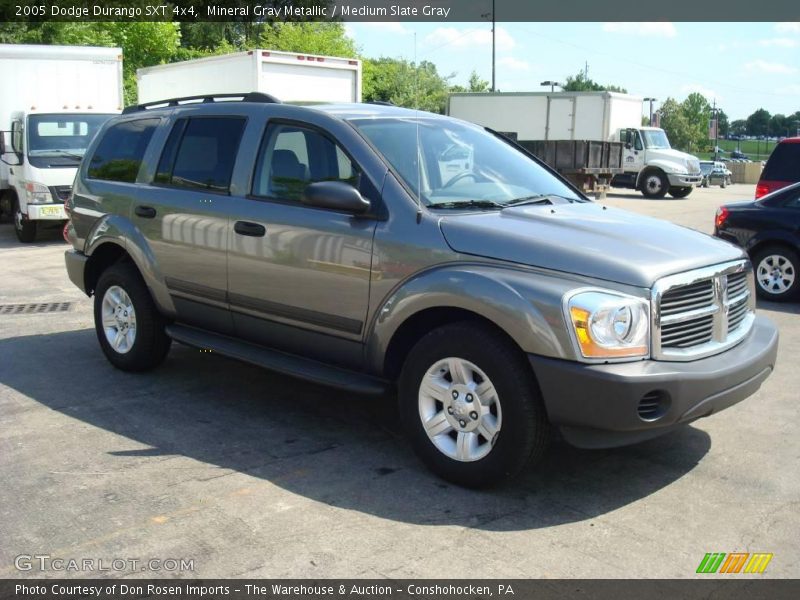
[1,109,116,241]
[614,126,702,199]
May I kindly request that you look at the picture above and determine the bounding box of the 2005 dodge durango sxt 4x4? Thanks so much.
[64,93,779,487]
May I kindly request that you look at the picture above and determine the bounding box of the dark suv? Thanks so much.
[757,137,800,198]
[64,94,778,487]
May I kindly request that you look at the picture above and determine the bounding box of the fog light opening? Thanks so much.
[637,390,670,421]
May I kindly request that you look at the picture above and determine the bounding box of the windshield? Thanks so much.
[642,129,671,150]
[27,114,115,158]
[350,117,582,207]
[699,162,714,175]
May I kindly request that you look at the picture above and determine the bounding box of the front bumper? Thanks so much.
[529,315,778,448]
[667,172,702,187]
[64,249,88,295]
[27,203,67,220]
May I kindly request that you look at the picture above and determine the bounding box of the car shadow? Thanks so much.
[757,299,800,315]
[0,329,711,532]
[0,222,65,248]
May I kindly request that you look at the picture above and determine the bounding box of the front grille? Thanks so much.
[653,261,755,360]
[661,314,714,348]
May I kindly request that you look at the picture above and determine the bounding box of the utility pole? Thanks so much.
[491,0,496,92]
[481,0,496,92]
[584,61,588,80]
[643,98,657,125]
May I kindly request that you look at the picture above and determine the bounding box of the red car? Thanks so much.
[756,137,800,199]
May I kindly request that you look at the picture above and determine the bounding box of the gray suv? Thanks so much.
[64,93,779,487]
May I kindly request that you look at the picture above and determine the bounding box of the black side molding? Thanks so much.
[165,324,389,396]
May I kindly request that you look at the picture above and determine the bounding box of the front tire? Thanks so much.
[94,263,171,371]
[399,322,550,487]
[753,246,799,302]
[669,186,693,199]
[640,170,669,199]
[13,196,37,243]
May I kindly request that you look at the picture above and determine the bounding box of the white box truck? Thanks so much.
[0,44,123,242]
[449,91,702,199]
[137,50,362,105]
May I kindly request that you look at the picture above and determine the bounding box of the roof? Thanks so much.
[308,102,447,120]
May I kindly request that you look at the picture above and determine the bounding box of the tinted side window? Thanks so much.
[762,143,800,183]
[157,117,245,192]
[252,124,359,202]
[87,119,158,183]
[783,188,800,209]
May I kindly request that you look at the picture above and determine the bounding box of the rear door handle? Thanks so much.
[234,221,266,237]
[135,205,157,219]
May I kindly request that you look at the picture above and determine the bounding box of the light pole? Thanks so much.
[540,80,560,93]
[643,97,657,125]
[710,102,721,161]
[481,0,496,92]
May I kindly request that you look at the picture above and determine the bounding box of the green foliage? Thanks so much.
[746,108,771,137]
[562,71,627,93]
[658,98,693,151]
[363,57,454,113]
[259,23,357,57]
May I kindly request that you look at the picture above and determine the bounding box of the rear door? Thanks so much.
[134,114,246,333]
[225,120,378,369]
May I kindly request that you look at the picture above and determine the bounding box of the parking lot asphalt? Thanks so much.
[0,183,798,579]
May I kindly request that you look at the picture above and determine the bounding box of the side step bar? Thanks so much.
[165,324,389,396]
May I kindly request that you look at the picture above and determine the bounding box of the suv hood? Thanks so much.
[439,203,744,287]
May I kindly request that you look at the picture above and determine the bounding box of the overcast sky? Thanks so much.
[345,22,800,120]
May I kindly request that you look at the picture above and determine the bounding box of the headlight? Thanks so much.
[565,290,649,360]
[23,181,52,204]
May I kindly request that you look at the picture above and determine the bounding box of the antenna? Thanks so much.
[414,31,423,223]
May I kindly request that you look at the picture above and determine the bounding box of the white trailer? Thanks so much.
[137,50,362,105]
[448,91,702,199]
[0,44,123,242]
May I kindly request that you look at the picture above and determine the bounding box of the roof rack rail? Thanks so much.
[122,92,281,114]
[366,100,394,106]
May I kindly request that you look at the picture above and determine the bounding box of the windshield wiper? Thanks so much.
[430,199,503,210]
[503,194,578,208]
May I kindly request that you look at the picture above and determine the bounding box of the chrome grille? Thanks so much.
[652,260,756,361]
[661,314,714,347]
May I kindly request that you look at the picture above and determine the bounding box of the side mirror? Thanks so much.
[624,142,632,150]
[302,181,370,214]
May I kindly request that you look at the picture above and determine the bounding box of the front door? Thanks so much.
[621,128,646,174]
[226,121,377,368]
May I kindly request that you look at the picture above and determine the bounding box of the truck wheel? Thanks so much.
[668,186,693,199]
[94,263,172,371]
[640,171,668,199]
[398,322,550,487]
[753,245,799,302]
[13,196,37,243]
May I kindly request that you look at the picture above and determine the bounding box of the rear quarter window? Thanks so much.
[762,142,800,183]
[87,119,159,183]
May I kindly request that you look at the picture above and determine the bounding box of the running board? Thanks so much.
[165,324,389,396]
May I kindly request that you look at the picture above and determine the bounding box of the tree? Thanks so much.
[467,71,489,92]
[681,92,712,151]
[658,98,693,151]
[730,119,747,137]
[746,108,771,137]
[562,71,626,93]
[363,57,453,113]
[716,109,729,137]
[768,114,787,137]
[260,23,357,57]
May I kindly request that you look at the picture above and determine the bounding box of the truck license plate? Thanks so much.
[39,206,62,217]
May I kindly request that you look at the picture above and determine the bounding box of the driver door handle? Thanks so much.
[234,221,266,237]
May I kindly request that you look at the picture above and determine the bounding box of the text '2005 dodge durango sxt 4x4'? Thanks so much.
[64,93,779,487]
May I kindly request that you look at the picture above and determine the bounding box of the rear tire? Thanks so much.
[640,170,668,199]
[398,322,550,488]
[752,245,799,302]
[94,262,171,371]
[669,186,693,199]
[13,195,36,243]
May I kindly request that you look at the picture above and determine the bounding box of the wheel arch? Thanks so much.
[366,265,574,379]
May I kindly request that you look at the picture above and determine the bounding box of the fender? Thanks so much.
[745,229,799,255]
[365,263,583,374]
[635,161,681,188]
[85,213,176,316]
